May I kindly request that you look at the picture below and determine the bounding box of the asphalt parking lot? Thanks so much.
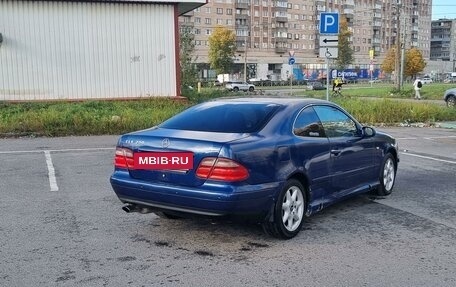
[1,127,455,287]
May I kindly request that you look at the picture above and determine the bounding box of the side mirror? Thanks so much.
[362,126,376,137]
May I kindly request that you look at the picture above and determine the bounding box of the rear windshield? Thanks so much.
[160,102,281,133]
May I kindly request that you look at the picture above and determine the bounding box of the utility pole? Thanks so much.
[243,34,247,82]
[400,19,406,88]
[395,2,402,90]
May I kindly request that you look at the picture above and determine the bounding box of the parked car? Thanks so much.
[306,81,326,90]
[421,77,433,84]
[443,88,456,107]
[110,98,399,239]
[226,81,255,92]
[368,78,382,83]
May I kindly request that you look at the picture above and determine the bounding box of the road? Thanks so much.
[0,127,455,287]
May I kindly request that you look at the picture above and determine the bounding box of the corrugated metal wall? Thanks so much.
[0,1,177,100]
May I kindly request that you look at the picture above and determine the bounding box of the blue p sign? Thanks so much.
[320,13,339,34]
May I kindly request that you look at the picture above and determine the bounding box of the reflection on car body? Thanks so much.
[110,98,399,239]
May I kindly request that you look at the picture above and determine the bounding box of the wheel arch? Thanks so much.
[386,147,399,170]
[286,172,311,205]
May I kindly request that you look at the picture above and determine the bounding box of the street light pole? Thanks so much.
[244,36,247,82]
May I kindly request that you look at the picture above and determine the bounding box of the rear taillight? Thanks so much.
[114,147,134,169]
[196,157,249,182]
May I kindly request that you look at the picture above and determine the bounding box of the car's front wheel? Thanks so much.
[249,86,254,92]
[233,87,239,92]
[447,95,456,108]
[263,179,306,239]
[376,153,397,196]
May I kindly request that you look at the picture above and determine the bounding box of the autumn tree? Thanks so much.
[208,26,236,75]
[179,26,198,91]
[335,16,354,70]
[405,48,426,78]
[381,47,396,74]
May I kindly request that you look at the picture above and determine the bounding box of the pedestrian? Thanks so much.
[413,78,422,100]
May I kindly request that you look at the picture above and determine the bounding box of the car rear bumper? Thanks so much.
[110,170,280,217]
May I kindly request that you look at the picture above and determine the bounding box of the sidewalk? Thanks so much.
[437,121,456,129]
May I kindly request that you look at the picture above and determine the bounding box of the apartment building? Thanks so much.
[179,0,431,81]
[430,19,456,63]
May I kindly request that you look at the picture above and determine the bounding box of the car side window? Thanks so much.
[293,107,326,138]
[313,106,358,138]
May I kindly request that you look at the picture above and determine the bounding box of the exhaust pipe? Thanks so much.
[122,204,153,214]
[122,204,137,213]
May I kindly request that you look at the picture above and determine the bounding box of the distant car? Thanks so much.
[226,81,255,92]
[368,78,382,83]
[344,77,358,84]
[443,88,456,107]
[421,77,433,84]
[307,81,326,90]
[110,97,399,239]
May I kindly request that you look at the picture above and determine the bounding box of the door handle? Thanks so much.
[331,149,342,156]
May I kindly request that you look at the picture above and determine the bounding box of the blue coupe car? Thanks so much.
[110,97,399,239]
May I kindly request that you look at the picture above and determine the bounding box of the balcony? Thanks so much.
[275,16,288,23]
[275,46,288,53]
[235,0,250,10]
[179,21,194,28]
[236,13,250,21]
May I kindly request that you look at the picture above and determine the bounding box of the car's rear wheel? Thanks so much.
[376,153,397,196]
[233,87,239,92]
[263,179,306,239]
[249,86,254,92]
[447,95,456,108]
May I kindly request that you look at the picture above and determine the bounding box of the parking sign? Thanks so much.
[320,13,339,35]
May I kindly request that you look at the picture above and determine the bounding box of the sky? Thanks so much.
[432,0,456,20]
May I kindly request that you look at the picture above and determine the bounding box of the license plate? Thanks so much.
[134,152,193,170]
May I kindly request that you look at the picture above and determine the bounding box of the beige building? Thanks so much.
[180,0,431,81]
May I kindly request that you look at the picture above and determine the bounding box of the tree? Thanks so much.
[405,48,426,78]
[335,16,354,70]
[381,48,396,74]
[179,26,198,91]
[208,26,236,75]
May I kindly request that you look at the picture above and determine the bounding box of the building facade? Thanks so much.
[430,19,456,63]
[0,0,206,101]
[179,0,432,81]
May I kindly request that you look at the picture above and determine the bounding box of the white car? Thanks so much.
[226,81,255,92]
[420,77,433,84]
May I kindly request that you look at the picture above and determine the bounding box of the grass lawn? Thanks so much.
[298,82,455,100]
[1,86,455,137]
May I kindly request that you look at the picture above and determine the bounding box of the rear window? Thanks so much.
[160,102,281,133]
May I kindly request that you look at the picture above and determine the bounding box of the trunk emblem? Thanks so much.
[162,138,170,148]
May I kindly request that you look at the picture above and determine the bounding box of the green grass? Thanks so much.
[0,87,455,137]
[299,82,453,100]
[0,98,190,137]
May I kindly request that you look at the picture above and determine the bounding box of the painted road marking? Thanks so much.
[44,151,58,192]
[0,147,113,154]
[400,152,456,165]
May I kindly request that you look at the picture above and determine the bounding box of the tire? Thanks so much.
[447,95,456,108]
[233,87,239,92]
[249,86,254,92]
[263,179,306,239]
[376,153,397,196]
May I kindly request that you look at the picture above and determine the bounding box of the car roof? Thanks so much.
[210,97,330,106]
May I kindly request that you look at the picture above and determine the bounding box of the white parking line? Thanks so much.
[0,147,113,154]
[424,136,456,140]
[44,151,59,192]
[400,152,456,165]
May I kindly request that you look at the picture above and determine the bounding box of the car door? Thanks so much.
[313,105,376,199]
[292,106,331,207]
